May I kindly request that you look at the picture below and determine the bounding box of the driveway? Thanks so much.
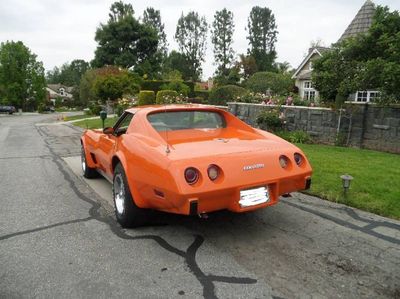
[0,113,399,298]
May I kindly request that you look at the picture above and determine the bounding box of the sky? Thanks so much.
[0,0,399,80]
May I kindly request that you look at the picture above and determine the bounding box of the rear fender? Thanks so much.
[112,152,149,209]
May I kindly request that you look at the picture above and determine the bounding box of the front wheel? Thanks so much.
[113,163,148,227]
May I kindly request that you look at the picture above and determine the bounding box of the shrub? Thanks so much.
[194,90,209,102]
[276,130,312,144]
[37,103,46,113]
[256,109,283,132]
[236,92,268,104]
[246,72,294,95]
[209,85,247,106]
[138,90,155,106]
[141,80,194,96]
[156,90,179,104]
[88,102,102,115]
[160,80,190,96]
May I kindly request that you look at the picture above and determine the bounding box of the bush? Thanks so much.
[141,80,194,96]
[156,90,179,104]
[276,130,312,144]
[160,80,190,96]
[236,92,267,104]
[37,103,46,113]
[256,109,283,132]
[209,85,247,106]
[194,90,209,102]
[138,90,155,106]
[246,72,294,96]
[88,102,102,115]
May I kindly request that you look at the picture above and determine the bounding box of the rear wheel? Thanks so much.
[113,163,148,227]
[81,145,98,178]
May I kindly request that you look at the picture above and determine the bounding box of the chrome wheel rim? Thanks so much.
[114,174,125,215]
[81,148,86,173]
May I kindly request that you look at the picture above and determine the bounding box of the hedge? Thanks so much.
[208,85,247,106]
[138,90,155,106]
[194,90,209,102]
[141,80,195,96]
[156,90,179,104]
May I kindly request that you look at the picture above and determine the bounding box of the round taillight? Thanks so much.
[294,153,303,166]
[207,165,219,181]
[279,155,289,168]
[185,167,199,185]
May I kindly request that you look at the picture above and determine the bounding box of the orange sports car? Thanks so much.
[80,105,312,227]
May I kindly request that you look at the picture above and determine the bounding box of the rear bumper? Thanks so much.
[158,174,311,215]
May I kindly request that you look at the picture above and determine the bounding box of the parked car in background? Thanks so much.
[81,105,313,227]
[0,105,16,114]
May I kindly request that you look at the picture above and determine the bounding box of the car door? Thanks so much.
[96,112,134,179]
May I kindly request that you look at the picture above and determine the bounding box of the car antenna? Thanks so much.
[164,101,170,154]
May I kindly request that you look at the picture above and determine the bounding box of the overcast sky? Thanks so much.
[0,0,399,80]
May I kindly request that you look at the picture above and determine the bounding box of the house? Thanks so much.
[291,46,330,102]
[46,84,74,105]
[292,0,377,102]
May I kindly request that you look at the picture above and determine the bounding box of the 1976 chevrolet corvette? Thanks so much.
[80,105,312,227]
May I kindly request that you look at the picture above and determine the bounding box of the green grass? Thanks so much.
[297,144,400,219]
[63,114,94,121]
[72,116,119,129]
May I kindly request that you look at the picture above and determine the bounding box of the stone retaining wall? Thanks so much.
[227,102,400,154]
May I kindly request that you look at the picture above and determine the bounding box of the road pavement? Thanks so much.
[0,113,399,299]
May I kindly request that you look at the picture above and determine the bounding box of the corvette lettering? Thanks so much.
[243,164,265,171]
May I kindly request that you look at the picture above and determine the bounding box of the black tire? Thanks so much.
[113,163,148,228]
[81,145,98,178]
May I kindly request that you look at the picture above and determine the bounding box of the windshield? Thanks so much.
[147,110,226,132]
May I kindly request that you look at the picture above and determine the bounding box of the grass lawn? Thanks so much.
[63,114,94,121]
[297,144,400,219]
[72,116,119,129]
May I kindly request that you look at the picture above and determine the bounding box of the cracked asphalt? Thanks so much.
[0,113,399,299]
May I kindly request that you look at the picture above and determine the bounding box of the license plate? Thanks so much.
[239,186,269,207]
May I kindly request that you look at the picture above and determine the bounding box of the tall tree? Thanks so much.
[246,6,278,72]
[174,11,208,81]
[0,41,45,110]
[92,1,158,73]
[143,7,168,57]
[313,6,400,104]
[211,8,235,76]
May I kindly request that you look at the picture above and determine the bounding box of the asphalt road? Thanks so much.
[0,113,399,299]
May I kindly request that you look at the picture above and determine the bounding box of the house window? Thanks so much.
[304,90,316,101]
[304,81,313,89]
[303,81,316,100]
[355,91,380,103]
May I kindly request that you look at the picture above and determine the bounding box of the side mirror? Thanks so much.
[103,127,114,135]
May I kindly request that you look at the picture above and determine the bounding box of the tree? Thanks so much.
[246,71,294,95]
[47,59,90,86]
[92,1,159,73]
[211,9,235,76]
[174,11,208,81]
[313,6,400,104]
[0,41,45,110]
[163,50,192,81]
[80,66,140,105]
[238,54,258,79]
[246,6,278,72]
[143,7,168,58]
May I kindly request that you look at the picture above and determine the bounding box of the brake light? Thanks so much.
[185,167,199,185]
[294,153,303,166]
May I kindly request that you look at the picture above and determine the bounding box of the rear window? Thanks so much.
[148,111,226,131]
